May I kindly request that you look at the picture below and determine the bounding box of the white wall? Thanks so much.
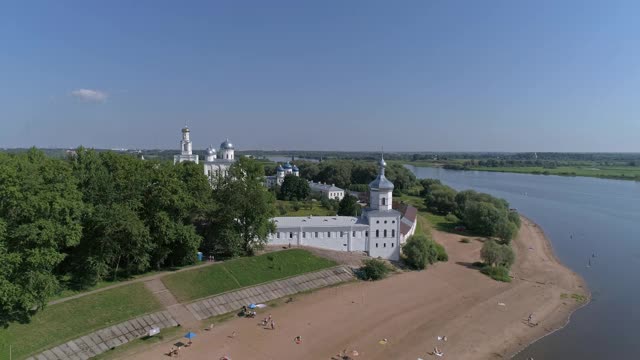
[367,215,401,260]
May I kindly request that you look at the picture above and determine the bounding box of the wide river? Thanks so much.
[406,166,640,359]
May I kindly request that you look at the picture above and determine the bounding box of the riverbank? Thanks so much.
[124,217,588,360]
[397,160,640,181]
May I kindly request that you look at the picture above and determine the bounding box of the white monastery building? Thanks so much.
[268,155,416,261]
[308,181,345,201]
[172,126,236,182]
[265,161,345,200]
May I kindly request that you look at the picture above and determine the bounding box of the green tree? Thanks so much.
[337,194,360,216]
[402,234,439,270]
[0,149,84,326]
[279,175,311,200]
[419,178,443,197]
[424,184,457,215]
[480,240,515,268]
[495,218,518,244]
[462,201,504,236]
[206,158,276,257]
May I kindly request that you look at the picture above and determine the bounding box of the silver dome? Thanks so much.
[220,139,234,150]
[206,146,217,155]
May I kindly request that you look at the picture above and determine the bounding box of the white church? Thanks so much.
[173,126,236,181]
[268,156,416,261]
[173,126,416,260]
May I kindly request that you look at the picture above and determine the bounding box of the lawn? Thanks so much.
[162,249,337,303]
[0,283,161,360]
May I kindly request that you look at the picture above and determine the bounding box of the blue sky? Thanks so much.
[1,0,639,152]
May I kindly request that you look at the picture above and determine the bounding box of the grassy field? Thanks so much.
[393,159,640,181]
[0,283,161,360]
[275,200,336,216]
[162,249,337,303]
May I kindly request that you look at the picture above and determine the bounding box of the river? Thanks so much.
[406,166,640,359]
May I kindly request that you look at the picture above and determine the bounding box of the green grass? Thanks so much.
[162,249,337,303]
[0,283,161,360]
[480,265,512,282]
[275,200,336,216]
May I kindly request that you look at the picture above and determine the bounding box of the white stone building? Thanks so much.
[171,127,236,182]
[173,127,199,164]
[308,181,345,201]
[203,139,236,181]
[268,155,415,261]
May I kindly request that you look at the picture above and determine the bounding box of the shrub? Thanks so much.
[291,201,301,211]
[480,240,515,268]
[444,213,459,223]
[360,259,390,280]
[277,204,287,216]
[434,242,448,262]
[402,234,436,270]
[480,265,511,282]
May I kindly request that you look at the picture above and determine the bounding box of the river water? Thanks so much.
[406,166,640,359]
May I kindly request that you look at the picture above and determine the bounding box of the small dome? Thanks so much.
[206,146,216,155]
[283,161,293,169]
[292,165,299,171]
[276,164,284,171]
[220,139,234,150]
[182,126,190,133]
[378,157,387,167]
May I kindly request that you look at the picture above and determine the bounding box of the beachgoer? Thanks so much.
[294,335,302,344]
[231,331,237,338]
[528,313,533,323]
[268,314,272,321]
[270,320,275,330]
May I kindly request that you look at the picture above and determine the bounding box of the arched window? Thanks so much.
[376,230,379,237]
[384,229,387,237]
[382,197,386,205]
[392,229,395,237]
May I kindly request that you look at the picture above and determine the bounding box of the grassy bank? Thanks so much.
[0,283,161,359]
[395,160,640,181]
[162,249,337,303]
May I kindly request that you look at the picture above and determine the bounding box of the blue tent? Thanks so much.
[184,332,197,340]
[248,303,257,309]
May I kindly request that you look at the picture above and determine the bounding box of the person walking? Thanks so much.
[270,320,276,330]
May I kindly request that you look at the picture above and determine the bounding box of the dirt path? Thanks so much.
[144,279,200,330]
[126,217,588,360]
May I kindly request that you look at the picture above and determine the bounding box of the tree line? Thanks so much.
[265,159,418,193]
[0,148,275,327]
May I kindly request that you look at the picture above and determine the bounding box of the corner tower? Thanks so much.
[368,154,394,210]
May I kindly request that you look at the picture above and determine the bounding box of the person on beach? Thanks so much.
[270,320,276,330]
[268,314,272,322]
[294,335,302,344]
[528,313,534,323]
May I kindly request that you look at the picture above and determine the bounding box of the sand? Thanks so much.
[127,217,588,360]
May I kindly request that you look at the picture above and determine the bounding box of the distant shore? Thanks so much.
[125,216,589,360]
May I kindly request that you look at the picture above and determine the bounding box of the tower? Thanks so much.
[368,154,394,210]
[173,126,199,164]
[292,165,299,177]
[220,139,235,160]
[276,164,285,185]
[181,126,192,155]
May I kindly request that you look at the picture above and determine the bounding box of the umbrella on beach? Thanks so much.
[248,303,257,309]
[184,332,197,343]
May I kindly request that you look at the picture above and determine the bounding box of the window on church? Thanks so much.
[353,231,356,237]
[277,233,280,239]
[392,220,395,224]
[384,220,387,224]
[376,243,378,248]
[340,232,344,238]
[391,242,394,247]
[392,229,395,237]
[290,232,293,239]
[302,232,306,238]
[315,232,318,237]
[384,229,387,237]
[382,198,386,205]
[376,230,379,237]
[376,220,379,224]
[327,232,331,237]
[384,243,386,248]
[365,231,369,237]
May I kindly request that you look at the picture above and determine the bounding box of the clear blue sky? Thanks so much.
[2,0,639,152]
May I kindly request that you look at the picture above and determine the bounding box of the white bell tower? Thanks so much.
[368,154,394,210]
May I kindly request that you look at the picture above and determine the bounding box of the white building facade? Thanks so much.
[308,181,345,201]
[265,162,299,187]
[268,155,411,261]
[203,139,236,182]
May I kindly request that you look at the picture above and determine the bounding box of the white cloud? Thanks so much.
[70,89,108,103]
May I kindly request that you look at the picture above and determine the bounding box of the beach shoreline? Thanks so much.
[125,216,589,360]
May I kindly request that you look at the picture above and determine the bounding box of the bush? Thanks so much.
[360,259,390,280]
[444,213,459,223]
[434,242,448,262]
[480,265,511,282]
[480,240,515,268]
[402,234,436,270]
[277,204,287,216]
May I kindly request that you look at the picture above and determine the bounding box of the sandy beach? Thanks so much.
[126,217,588,360]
